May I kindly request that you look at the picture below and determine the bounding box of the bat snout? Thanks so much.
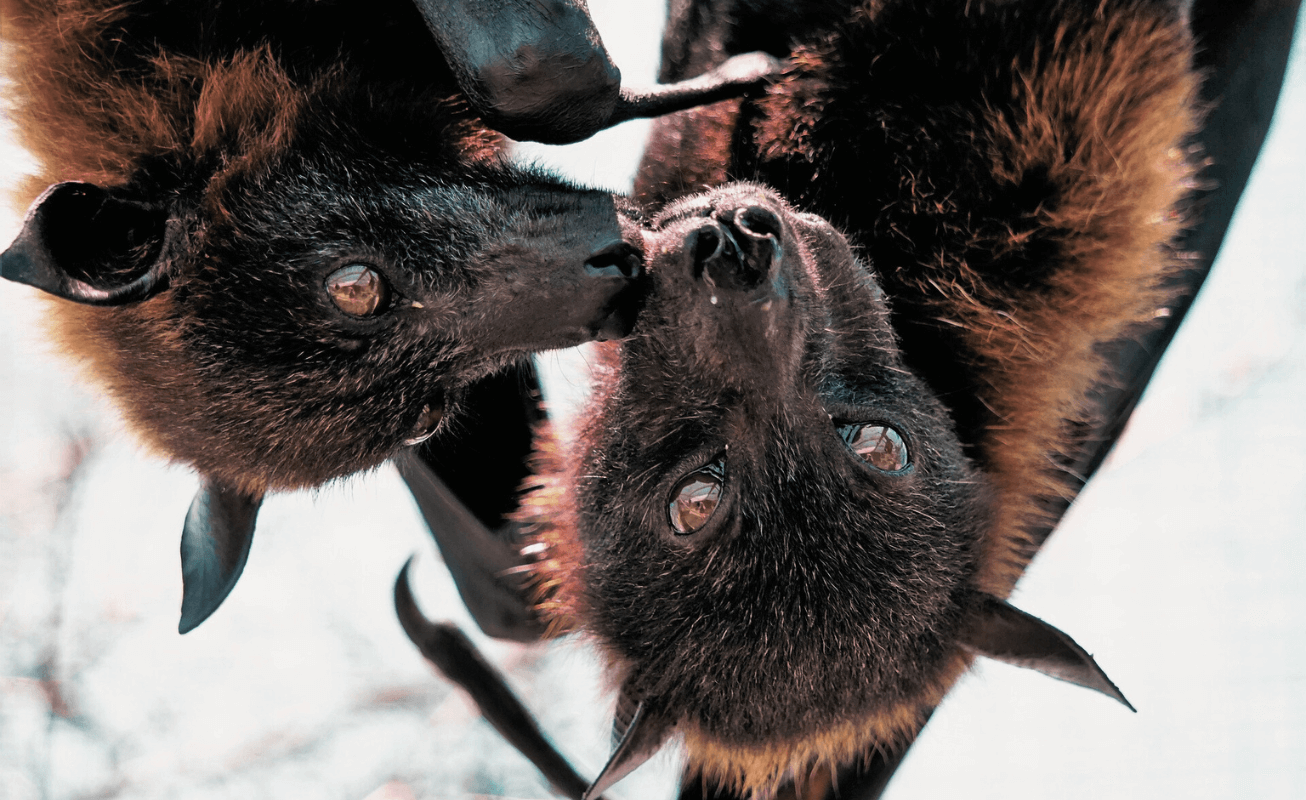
[636,195,808,397]
[578,239,646,341]
[684,202,785,298]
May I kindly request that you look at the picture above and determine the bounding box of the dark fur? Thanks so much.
[0,0,636,494]
[522,0,1199,792]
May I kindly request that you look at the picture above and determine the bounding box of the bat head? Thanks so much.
[1,117,642,496]
[0,79,643,631]
[530,183,992,790]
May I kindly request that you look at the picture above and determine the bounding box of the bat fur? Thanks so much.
[518,0,1200,794]
[0,0,646,496]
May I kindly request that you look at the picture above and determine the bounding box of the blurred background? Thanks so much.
[2,3,1303,799]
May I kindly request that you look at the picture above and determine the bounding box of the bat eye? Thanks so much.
[326,263,390,317]
[403,400,445,446]
[840,424,910,472]
[668,457,725,535]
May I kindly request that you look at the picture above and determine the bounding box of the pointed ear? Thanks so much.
[393,560,592,800]
[585,687,672,800]
[178,479,263,634]
[1,181,171,305]
[959,594,1135,710]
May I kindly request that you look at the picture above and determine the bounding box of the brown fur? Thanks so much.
[653,0,1200,596]
[1,1,499,206]
[520,0,1200,794]
[1,0,636,494]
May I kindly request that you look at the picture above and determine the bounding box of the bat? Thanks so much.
[0,0,776,633]
[395,0,1303,798]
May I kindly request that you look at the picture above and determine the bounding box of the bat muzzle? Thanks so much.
[685,202,785,300]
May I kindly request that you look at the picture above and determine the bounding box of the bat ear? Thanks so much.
[585,684,672,800]
[959,593,1135,710]
[178,478,263,634]
[393,561,595,800]
[1,182,171,305]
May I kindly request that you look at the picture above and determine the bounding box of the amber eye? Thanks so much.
[668,458,725,535]
[326,263,389,317]
[403,401,445,446]
[840,424,910,472]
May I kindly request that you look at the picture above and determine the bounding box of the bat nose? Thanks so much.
[583,240,645,341]
[685,202,783,293]
[584,240,643,280]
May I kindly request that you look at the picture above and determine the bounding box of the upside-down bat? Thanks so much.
[394,0,1303,798]
[0,0,778,632]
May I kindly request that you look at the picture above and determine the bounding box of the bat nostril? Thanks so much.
[585,241,643,279]
[727,204,783,281]
[733,205,782,241]
[688,222,726,269]
[679,206,783,295]
[685,203,782,292]
[694,224,726,262]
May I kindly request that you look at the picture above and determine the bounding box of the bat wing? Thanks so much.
[818,3,1305,798]
[396,361,548,642]
[1028,0,1306,550]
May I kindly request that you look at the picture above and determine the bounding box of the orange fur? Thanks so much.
[678,650,966,797]
[753,1,1200,597]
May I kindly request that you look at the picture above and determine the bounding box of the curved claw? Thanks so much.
[178,480,262,634]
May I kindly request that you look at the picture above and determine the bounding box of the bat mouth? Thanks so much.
[590,278,647,340]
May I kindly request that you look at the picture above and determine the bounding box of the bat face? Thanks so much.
[4,96,641,497]
[135,169,636,495]
[532,183,992,786]
[0,0,663,500]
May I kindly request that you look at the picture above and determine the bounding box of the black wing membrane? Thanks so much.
[396,362,548,642]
